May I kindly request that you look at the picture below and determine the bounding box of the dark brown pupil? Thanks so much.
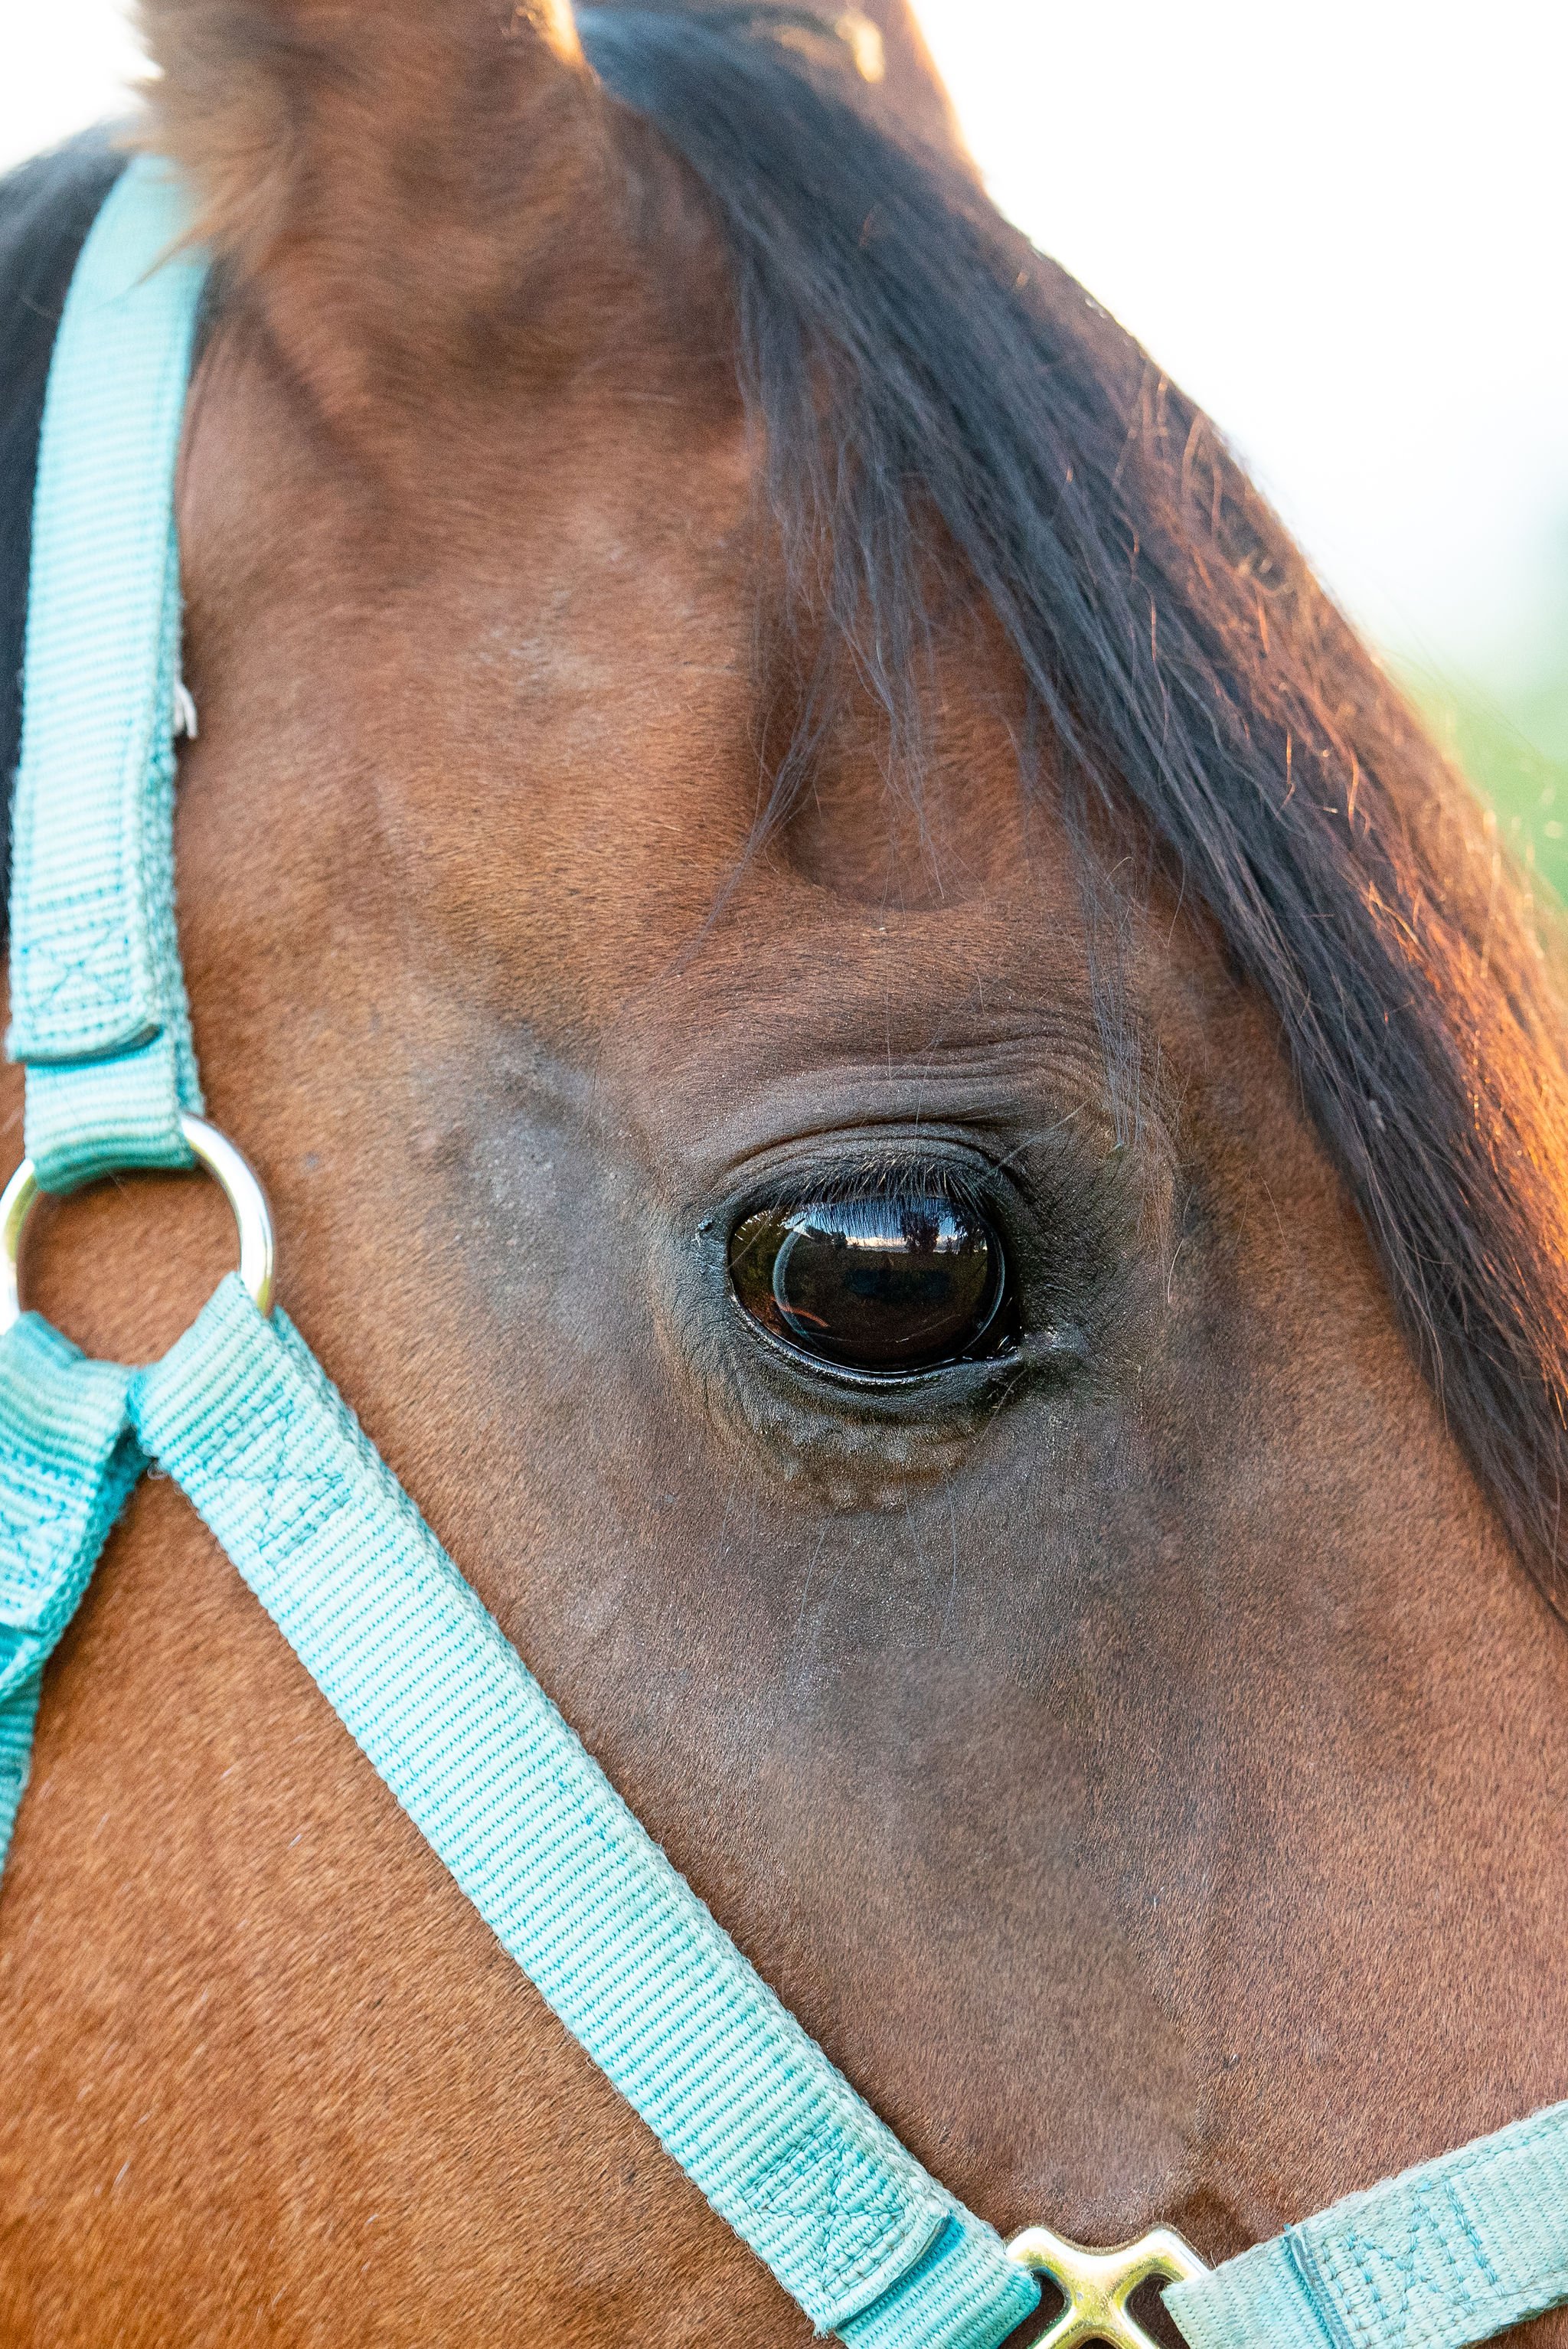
[728,1191,1005,1375]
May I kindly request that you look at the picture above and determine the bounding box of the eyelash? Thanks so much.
[731,1151,998,1226]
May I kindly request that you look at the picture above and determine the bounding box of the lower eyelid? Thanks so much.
[688,1313,1014,1506]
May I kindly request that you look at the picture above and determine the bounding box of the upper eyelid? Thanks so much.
[664,1060,1078,1183]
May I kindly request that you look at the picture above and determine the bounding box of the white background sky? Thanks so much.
[2,1,1563,686]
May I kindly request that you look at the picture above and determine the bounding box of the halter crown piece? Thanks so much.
[2,155,1566,2349]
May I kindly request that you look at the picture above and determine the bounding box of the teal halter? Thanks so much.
[2,154,1565,2349]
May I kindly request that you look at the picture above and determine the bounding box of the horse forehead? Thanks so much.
[377,606,1076,1051]
[179,325,1094,1055]
[322,626,1080,1052]
[435,847,1104,1132]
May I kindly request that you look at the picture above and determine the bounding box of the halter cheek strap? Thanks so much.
[1167,2117,1568,2349]
[6,156,203,1191]
[1,153,1566,2349]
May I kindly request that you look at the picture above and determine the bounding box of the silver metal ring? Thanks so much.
[0,1113,276,1339]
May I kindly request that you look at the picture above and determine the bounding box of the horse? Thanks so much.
[2,2,1566,2340]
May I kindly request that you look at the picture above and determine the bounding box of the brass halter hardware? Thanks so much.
[1008,2223,1208,2349]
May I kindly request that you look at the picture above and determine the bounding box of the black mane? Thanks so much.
[580,5,1568,1597]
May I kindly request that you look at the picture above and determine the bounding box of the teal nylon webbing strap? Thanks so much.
[7,154,205,1191]
[1164,2104,1568,2349]
[0,1668,44,1877]
[0,1316,139,1866]
[128,1274,1040,2345]
[841,2213,1041,2349]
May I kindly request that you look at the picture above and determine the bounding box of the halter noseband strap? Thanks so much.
[0,155,1564,2349]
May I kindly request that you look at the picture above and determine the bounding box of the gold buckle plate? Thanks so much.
[1008,2223,1209,2349]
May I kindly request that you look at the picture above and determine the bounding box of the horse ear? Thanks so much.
[851,2,969,158]
[136,0,616,410]
[567,4,965,162]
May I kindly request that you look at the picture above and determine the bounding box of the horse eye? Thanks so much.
[727,1188,1011,1377]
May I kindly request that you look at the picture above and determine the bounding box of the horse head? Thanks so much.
[4,2,1566,2339]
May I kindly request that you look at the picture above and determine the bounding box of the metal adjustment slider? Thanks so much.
[1008,2222,1208,2349]
[0,1112,276,1336]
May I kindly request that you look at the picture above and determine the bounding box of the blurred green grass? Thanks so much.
[1393,529,1568,907]
[1401,658,1568,906]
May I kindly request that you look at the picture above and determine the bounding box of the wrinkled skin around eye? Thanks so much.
[727,1188,1010,1375]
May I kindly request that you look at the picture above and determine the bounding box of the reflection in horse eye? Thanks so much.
[727,1188,1010,1376]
